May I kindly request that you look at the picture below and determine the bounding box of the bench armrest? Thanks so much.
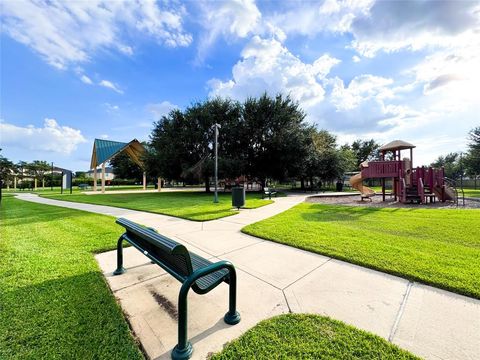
[189,260,232,282]
[185,260,235,294]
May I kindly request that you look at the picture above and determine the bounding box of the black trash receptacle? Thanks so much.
[232,187,246,209]
[336,180,343,192]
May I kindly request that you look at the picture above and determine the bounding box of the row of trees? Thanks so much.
[430,127,480,183]
[131,94,378,192]
[0,154,52,189]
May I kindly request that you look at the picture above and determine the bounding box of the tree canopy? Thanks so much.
[147,94,317,190]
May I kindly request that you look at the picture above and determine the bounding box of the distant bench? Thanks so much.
[262,187,277,199]
[114,218,241,360]
[78,184,90,190]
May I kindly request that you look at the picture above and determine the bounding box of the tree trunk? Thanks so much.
[205,174,211,193]
[300,178,305,190]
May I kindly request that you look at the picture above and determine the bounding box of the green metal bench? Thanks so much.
[113,218,241,360]
[78,183,90,190]
[262,187,277,199]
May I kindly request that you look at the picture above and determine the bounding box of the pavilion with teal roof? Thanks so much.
[90,138,147,193]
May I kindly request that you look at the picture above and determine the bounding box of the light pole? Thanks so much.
[51,162,54,191]
[213,123,221,203]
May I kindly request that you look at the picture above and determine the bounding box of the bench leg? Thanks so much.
[113,235,125,275]
[224,265,241,325]
[172,283,193,360]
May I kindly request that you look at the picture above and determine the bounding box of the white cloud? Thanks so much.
[195,0,261,63]
[0,118,87,154]
[80,74,93,85]
[1,0,192,69]
[350,1,480,57]
[100,134,109,139]
[104,103,120,112]
[99,80,123,94]
[146,101,179,119]
[208,36,340,107]
[268,0,373,37]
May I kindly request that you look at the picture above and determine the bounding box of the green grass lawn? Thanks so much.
[212,314,418,360]
[42,191,273,221]
[5,184,156,194]
[464,188,480,198]
[243,203,480,298]
[0,197,143,359]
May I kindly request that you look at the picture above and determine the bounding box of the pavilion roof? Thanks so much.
[90,138,145,169]
[379,140,416,152]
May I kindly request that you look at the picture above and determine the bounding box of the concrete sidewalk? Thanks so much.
[16,193,480,360]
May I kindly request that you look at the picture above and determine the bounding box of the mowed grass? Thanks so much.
[0,197,143,359]
[243,203,480,298]
[43,191,273,221]
[464,188,480,198]
[212,314,418,360]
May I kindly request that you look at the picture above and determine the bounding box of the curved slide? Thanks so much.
[349,173,375,198]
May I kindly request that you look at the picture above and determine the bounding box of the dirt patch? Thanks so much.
[306,194,480,209]
[147,285,178,320]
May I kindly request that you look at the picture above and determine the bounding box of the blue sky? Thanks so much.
[1,0,479,171]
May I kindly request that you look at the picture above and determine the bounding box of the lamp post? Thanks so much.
[51,162,54,191]
[213,123,221,203]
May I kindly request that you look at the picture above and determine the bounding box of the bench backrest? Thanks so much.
[116,218,193,281]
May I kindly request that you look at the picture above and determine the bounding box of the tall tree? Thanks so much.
[0,149,15,202]
[431,152,463,179]
[349,139,381,167]
[110,153,143,181]
[30,160,51,189]
[242,94,309,187]
[465,127,480,182]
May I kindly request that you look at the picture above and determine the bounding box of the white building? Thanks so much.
[86,167,115,180]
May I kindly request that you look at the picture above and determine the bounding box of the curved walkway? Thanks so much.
[15,193,480,360]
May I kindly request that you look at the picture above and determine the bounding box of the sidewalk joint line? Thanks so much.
[282,290,292,313]
[234,266,283,291]
[217,238,266,257]
[388,281,413,342]
[282,258,332,291]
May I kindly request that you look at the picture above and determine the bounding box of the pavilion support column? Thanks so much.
[101,163,106,193]
[157,177,162,192]
[143,172,146,190]
[14,176,17,190]
[93,168,98,191]
[34,178,38,191]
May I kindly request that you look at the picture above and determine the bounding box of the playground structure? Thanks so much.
[350,140,457,204]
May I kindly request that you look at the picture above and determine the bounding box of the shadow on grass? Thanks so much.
[0,271,142,359]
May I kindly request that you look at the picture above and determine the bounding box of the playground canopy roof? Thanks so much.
[90,138,145,169]
[379,140,416,152]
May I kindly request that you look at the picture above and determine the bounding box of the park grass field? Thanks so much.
[243,203,480,298]
[464,188,480,198]
[0,197,142,359]
[212,314,418,360]
[43,191,273,221]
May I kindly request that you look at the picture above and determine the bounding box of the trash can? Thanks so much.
[232,187,245,209]
[336,180,343,192]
